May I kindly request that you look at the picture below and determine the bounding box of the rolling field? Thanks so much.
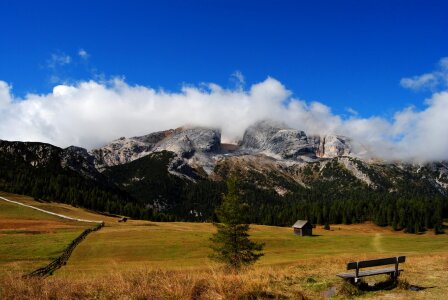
[60,220,448,275]
[0,192,96,273]
[1,192,448,299]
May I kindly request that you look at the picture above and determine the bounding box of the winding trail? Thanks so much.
[0,196,103,224]
[372,233,384,252]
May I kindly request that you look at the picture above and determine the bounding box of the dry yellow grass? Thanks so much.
[1,254,447,299]
[1,192,448,299]
[0,267,301,300]
[0,219,87,232]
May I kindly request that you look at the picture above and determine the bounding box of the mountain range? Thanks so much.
[0,120,446,232]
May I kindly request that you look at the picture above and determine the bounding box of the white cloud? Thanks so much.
[0,81,12,108]
[440,57,448,70]
[391,91,448,161]
[78,49,89,59]
[47,53,71,68]
[231,70,245,89]
[0,74,447,162]
[345,107,358,116]
[400,73,438,90]
[400,57,448,91]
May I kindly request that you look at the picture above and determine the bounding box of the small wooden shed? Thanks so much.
[292,220,313,236]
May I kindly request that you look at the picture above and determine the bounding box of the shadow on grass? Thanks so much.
[357,278,436,292]
[334,278,436,298]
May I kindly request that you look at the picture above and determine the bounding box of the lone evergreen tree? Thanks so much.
[209,177,264,270]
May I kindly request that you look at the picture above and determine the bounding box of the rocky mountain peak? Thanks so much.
[240,120,290,149]
[90,126,221,171]
[315,135,352,158]
[153,127,221,158]
[90,120,357,176]
[2,122,447,202]
[240,120,352,160]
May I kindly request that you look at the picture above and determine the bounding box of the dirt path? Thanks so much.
[372,233,384,252]
[0,196,103,224]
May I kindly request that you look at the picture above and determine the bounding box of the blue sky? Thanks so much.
[1,0,447,118]
[1,0,448,161]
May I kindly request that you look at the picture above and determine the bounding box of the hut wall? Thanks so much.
[302,227,312,236]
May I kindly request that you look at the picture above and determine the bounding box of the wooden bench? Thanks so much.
[337,256,405,283]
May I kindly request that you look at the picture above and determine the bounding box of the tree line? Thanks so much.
[0,147,446,234]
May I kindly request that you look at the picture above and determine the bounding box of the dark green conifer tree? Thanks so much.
[209,177,264,270]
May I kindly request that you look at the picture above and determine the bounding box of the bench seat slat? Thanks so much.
[337,267,403,279]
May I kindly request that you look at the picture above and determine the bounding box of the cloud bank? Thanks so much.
[0,72,447,162]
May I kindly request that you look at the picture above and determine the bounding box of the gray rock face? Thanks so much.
[240,120,352,160]
[241,120,288,150]
[313,135,353,158]
[154,128,221,158]
[91,120,354,178]
[90,129,179,170]
[91,127,221,173]
[241,120,314,159]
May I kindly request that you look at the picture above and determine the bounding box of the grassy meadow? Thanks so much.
[59,220,448,275]
[1,191,448,299]
[0,192,94,272]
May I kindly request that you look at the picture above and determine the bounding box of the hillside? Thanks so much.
[0,140,142,219]
[1,120,447,232]
[0,192,96,272]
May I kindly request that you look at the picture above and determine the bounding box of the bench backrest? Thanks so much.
[347,256,405,270]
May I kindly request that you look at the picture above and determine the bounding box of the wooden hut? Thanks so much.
[292,220,312,236]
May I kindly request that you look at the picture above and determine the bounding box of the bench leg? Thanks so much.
[346,277,361,285]
[389,271,399,281]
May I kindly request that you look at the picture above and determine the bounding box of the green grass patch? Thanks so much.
[60,221,448,276]
[0,197,94,274]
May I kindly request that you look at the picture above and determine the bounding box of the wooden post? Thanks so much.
[394,257,399,278]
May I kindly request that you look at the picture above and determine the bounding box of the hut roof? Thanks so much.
[292,220,310,228]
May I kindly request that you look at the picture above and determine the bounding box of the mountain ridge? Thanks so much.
[2,120,448,195]
[1,120,447,232]
[89,120,363,176]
